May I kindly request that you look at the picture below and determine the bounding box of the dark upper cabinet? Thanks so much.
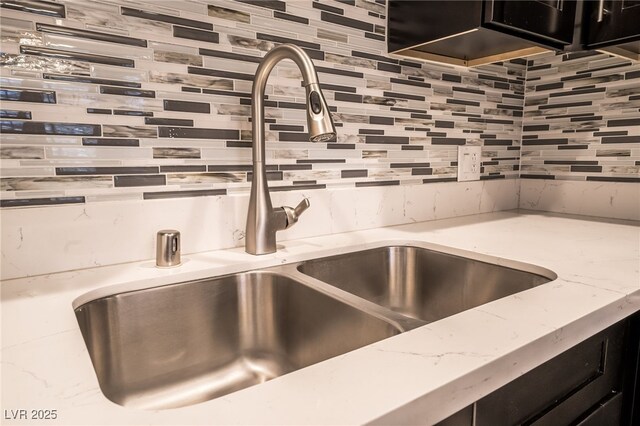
[584,0,640,47]
[582,0,640,58]
[484,0,577,48]
[388,0,576,66]
[388,0,640,66]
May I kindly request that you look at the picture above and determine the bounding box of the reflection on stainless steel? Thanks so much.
[245,44,336,255]
[75,272,399,410]
[298,246,554,322]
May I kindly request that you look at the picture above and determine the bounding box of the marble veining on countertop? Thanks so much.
[1,210,639,425]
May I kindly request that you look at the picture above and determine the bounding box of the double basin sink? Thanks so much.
[74,243,556,410]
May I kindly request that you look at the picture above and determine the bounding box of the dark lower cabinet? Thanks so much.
[437,312,640,426]
[621,313,640,425]
[577,392,623,426]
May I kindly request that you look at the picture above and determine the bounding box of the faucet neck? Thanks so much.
[246,44,325,255]
[251,44,320,164]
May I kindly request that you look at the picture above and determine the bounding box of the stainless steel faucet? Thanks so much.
[245,44,336,255]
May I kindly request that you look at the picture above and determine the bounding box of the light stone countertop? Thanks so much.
[1,210,639,425]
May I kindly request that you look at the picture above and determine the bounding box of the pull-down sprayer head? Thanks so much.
[305,83,336,142]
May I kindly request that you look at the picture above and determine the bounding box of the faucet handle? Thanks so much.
[294,197,310,217]
[283,198,310,229]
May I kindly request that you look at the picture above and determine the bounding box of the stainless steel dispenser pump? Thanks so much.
[245,44,336,255]
[156,230,181,267]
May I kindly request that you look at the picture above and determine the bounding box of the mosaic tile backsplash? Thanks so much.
[0,0,528,208]
[522,51,640,182]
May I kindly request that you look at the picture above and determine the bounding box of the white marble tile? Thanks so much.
[91,65,148,82]
[519,179,640,220]
[0,180,519,280]
[0,167,55,177]
[45,146,154,160]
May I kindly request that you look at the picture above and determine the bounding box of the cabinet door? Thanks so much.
[584,0,640,48]
[484,0,577,48]
[475,320,626,425]
[439,314,639,426]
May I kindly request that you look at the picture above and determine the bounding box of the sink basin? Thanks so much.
[75,271,400,409]
[75,242,556,409]
[297,245,555,322]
